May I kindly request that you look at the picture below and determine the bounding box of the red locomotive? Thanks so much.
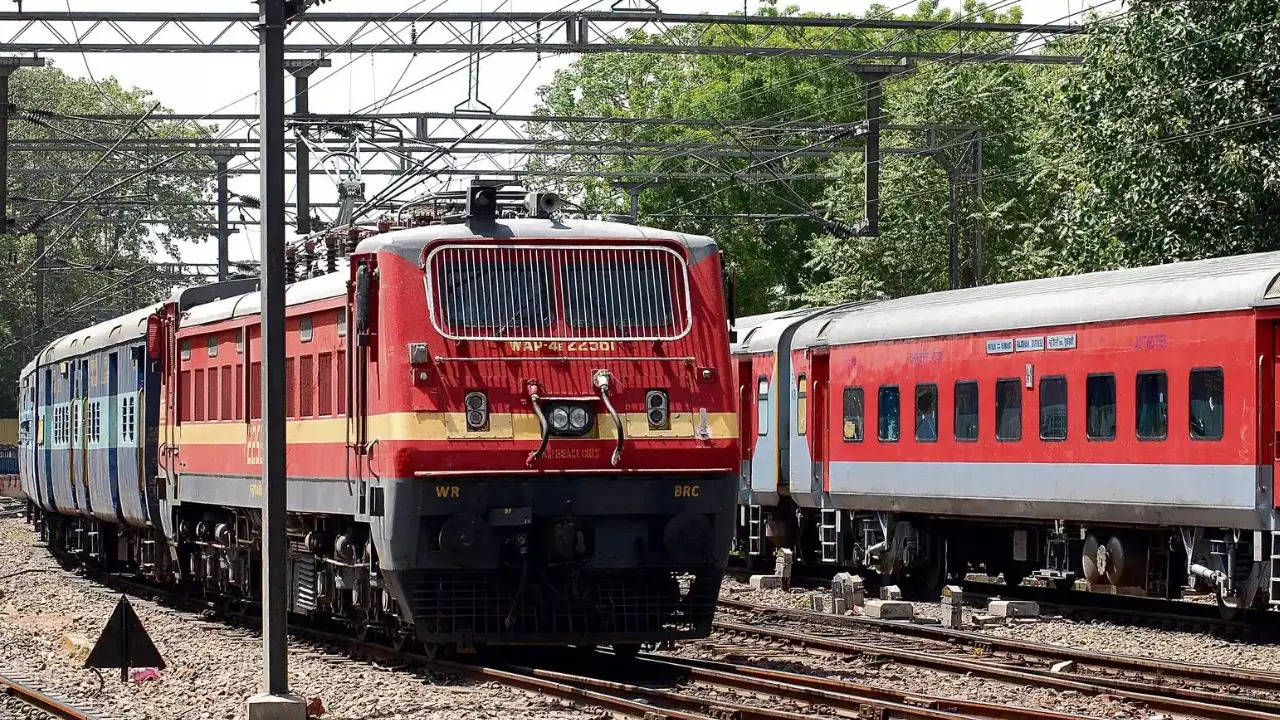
[20,184,739,652]
[734,252,1280,614]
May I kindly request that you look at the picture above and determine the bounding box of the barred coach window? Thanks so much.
[995,378,1021,441]
[842,386,863,441]
[954,380,978,441]
[1039,376,1067,440]
[878,385,900,442]
[1086,374,1116,440]
[1189,368,1224,440]
[1136,371,1168,440]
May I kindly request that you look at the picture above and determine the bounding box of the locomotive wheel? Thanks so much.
[1081,534,1104,584]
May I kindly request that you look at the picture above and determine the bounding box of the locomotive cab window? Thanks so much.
[914,383,938,442]
[1039,376,1067,441]
[878,385,900,442]
[796,375,808,436]
[842,386,863,442]
[995,379,1021,441]
[440,257,552,331]
[1189,368,1223,440]
[1136,371,1168,440]
[1086,373,1116,440]
[954,381,978,441]
[757,377,769,436]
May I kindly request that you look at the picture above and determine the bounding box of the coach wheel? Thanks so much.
[1081,534,1104,584]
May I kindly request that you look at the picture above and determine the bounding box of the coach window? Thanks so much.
[954,381,978,441]
[995,379,1022,441]
[207,334,218,358]
[878,385,900,442]
[796,375,808,436]
[842,386,864,441]
[1086,374,1116,440]
[914,383,938,442]
[1189,368,1223,440]
[1039,376,1067,441]
[1136,371,1168,440]
[757,377,769,435]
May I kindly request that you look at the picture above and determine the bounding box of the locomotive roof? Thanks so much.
[353,217,718,263]
[181,270,346,329]
[794,250,1280,349]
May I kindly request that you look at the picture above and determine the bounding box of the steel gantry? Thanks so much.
[0,10,1083,60]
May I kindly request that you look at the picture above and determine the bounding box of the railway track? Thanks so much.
[60,562,1111,720]
[0,669,112,720]
[717,598,1280,720]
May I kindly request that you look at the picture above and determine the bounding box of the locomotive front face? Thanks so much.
[351,224,738,646]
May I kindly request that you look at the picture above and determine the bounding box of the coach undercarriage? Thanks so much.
[734,501,1276,612]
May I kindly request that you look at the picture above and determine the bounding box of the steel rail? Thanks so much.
[630,653,1102,720]
[714,618,1280,720]
[0,670,106,720]
[719,597,1280,691]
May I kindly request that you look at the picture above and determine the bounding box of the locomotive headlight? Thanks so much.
[646,389,670,430]
[549,405,570,431]
[464,391,488,431]
[569,406,589,431]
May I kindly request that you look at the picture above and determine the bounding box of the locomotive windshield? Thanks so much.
[426,244,692,341]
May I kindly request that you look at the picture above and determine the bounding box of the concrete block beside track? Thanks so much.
[987,599,1040,618]
[862,599,913,620]
[749,574,784,590]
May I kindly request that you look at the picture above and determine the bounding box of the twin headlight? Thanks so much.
[548,402,594,436]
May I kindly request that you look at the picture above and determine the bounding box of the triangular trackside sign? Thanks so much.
[84,595,165,682]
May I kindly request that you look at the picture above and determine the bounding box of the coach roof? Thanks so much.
[796,250,1280,349]
[35,302,163,367]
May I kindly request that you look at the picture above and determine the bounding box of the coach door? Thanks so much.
[809,352,831,493]
[737,358,753,488]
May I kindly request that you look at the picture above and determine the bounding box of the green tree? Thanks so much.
[0,65,215,417]
[1058,0,1280,270]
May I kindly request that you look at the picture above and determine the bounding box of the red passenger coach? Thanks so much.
[733,253,1280,613]
[22,187,739,652]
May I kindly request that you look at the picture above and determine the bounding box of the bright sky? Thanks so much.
[12,0,1098,266]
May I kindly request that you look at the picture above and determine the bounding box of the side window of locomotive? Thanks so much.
[1188,368,1223,440]
[1135,371,1168,440]
[1086,373,1116,440]
[796,375,808,436]
[756,377,769,436]
[954,381,978,441]
[299,315,314,343]
[206,334,218,358]
[842,386,863,442]
[995,379,1022,441]
[877,385,900,442]
[914,383,938,442]
[1039,376,1068,441]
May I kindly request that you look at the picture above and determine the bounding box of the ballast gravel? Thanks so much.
[722,578,1280,675]
[0,518,597,720]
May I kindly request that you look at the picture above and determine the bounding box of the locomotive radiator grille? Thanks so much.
[406,569,718,639]
[425,244,693,342]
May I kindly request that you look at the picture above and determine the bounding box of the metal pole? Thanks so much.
[33,230,42,326]
[1,72,9,234]
[294,72,310,235]
[257,0,289,699]
[948,172,959,291]
[216,157,230,281]
[861,74,880,237]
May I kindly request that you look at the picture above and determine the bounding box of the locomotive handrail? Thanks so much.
[594,370,624,467]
